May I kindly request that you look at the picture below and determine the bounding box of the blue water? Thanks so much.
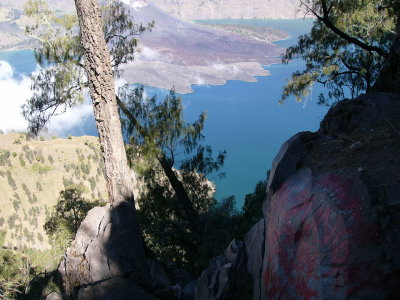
[0,19,328,207]
[150,19,327,205]
[0,49,37,78]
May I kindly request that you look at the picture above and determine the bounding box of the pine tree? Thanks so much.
[281,0,400,105]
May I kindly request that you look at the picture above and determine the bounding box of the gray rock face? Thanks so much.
[266,132,311,193]
[244,219,266,300]
[45,292,62,300]
[194,239,251,300]
[77,277,157,300]
[58,201,166,299]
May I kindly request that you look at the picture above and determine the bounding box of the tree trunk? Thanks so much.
[157,154,204,243]
[74,0,134,204]
[118,96,205,242]
[374,14,400,94]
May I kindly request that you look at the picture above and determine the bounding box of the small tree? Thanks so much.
[22,0,153,134]
[120,86,227,271]
[44,184,103,238]
[281,0,399,105]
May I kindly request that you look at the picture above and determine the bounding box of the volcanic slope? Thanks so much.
[121,0,285,93]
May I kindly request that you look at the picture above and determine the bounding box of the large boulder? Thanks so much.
[194,239,252,300]
[243,92,400,299]
[244,219,266,300]
[58,201,168,299]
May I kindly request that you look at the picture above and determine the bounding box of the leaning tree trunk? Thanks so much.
[374,13,400,94]
[74,0,134,204]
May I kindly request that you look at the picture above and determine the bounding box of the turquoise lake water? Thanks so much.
[0,19,328,207]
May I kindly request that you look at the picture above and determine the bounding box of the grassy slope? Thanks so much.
[0,133,108,250]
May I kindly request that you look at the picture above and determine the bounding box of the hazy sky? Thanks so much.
[0,60,94,136]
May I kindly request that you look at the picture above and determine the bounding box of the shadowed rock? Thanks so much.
[58,201,168,299]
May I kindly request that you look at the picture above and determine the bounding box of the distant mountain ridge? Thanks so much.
[151,0,302,20]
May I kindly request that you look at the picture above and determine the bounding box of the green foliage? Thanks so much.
[138,164,269,274]
[22,183,31,198]
[7,213,18,230]
[281,0,398,105]
[0,149,11,166]
[44,184,104,239]
[0,247,63,300]
[31,163,52,175]
[0,231,5,245]
[120,86,229,273]
[7,170,17,190]
[12,152,17,157]
[138,169,215,271]
[121,86,226,177]
[88,176,96,193]
[80,163,91,175]
[13,138,22,144]
[22,0,153,134]
[0,249,31,299]
[36,181,43,191]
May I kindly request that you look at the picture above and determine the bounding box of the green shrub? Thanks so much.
[31,163,52,175]
[7,214,18,229]
[6,170,17,190]
[37,233,43,242]
[45,184,104,239]
[22,183,31,198]
[0,149,11,166]
[89,176,97,193]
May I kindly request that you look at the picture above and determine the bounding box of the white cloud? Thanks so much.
[121,0,148,11]
[0,61,31,132]
[47,100,93,136]
[0,60,94,136]
[212,64,226,71]
[138,46,160,61]
[0,61,13,80]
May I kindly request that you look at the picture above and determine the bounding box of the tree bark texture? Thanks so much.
[374,17,400,94]
[74,0,135,204]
